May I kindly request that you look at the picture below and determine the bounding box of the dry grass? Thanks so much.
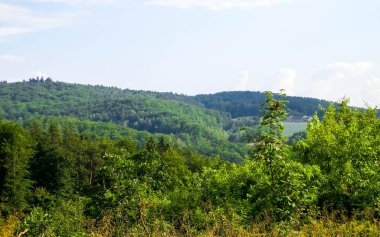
[0,214,21,237]
[87,214,380,237]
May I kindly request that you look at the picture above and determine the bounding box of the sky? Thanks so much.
[1,0,380,107]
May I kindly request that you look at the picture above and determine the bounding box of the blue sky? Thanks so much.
[1,0,380,107]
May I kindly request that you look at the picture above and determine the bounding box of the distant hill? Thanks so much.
[195,91,331,118]
[0,79,334,162]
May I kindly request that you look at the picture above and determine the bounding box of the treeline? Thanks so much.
[2,92,380,236]
[21,115,247,163]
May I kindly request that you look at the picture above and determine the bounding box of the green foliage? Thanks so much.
[21,207,52,236]
[295,99,380,214]
[250,91,288,169]
[0,120,34,212]
[287,131,306,145]
[245,91,320,221]
[21,197,87,237]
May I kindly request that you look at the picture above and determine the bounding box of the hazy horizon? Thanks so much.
[1,0,379,107]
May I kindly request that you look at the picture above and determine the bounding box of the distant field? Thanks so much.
[283,122,308,137]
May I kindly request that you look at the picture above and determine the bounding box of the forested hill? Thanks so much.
[0,79,331,162]
[0,79,230,133]
[195,91,331,118]
[0,79,331,120]
[0,79,246,162]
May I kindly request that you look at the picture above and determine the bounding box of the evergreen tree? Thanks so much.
[30,124,74,197]
[0,120,34,211]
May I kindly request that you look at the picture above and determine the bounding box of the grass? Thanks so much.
[87,218,380,237]
[4,210,380,236]
[283,122,307,137]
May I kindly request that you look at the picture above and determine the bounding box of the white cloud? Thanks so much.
[303,62,380,107]
[236,70,250,90]
[269,68,297,94]
[363,77,380,107]
[146,0,301,10]
[0,3,71,38]
[247,62,380,107]
[250,67,297,94]
[0,55,25,62]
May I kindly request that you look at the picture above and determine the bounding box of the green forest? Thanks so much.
[1,80,380,236]
[0,79,331,164]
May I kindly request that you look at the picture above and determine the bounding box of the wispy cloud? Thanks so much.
[0,27,33,38]
[146,0,301,10]
[28,0,121,5]
[0,55,25,62]
[0,3,71,38]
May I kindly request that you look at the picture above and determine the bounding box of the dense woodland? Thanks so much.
[1,80,380,236]
[0,79,332,163]
[195,91,330,118]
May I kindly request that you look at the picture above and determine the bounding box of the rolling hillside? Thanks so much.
[0,79,333,162]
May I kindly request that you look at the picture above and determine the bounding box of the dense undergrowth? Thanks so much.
[1,91,380,236]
